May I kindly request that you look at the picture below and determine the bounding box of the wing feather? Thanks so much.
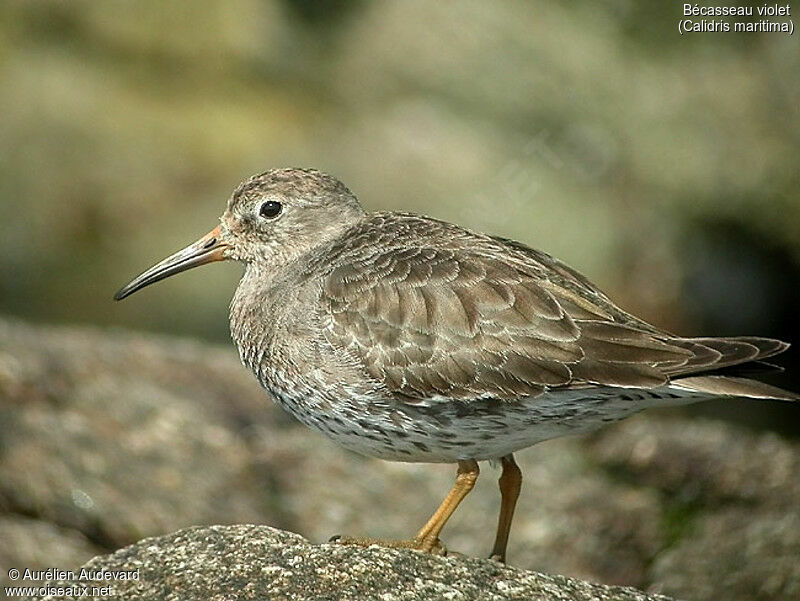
[318,215,792,402]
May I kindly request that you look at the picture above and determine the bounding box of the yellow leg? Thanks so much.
[414,460,479,551]
[331,460,479,555]
[489,454,522,563]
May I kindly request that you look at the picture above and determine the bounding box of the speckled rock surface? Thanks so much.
[23,525,674,601]
[2,317,798,600]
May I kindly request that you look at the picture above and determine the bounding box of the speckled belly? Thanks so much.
[264,381,702,463]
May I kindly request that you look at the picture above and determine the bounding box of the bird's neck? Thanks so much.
[228,258,313,379]
[230,263,276,362]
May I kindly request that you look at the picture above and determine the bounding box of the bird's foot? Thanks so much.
[329,534,448,556]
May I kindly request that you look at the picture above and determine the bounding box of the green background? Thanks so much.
[1,1,798,428]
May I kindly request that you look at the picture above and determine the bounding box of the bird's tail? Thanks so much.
[669,375,798,401]
[666,336,797,401]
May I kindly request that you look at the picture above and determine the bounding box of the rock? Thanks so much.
[22,524,674,601]
[0,317,286,591]
[0,516,102,591]
[586,418,800,600]
[650,509,800,601]
[1,317,798,600]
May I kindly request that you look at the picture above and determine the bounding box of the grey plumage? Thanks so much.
[217,169,798,462]
[115,167,797,561]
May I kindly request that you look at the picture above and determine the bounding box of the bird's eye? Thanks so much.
[259,200,282,219]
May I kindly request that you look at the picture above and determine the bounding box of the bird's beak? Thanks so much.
[114,225,230,301]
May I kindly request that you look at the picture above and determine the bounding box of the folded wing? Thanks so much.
[320,221,794,403]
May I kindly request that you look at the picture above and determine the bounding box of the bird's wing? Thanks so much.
[319,230,706,402]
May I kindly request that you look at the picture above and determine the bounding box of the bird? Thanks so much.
[115,167,797,563]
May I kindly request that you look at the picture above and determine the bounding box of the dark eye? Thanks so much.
[259,200,282,219]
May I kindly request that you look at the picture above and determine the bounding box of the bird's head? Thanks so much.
[114,168,366,301]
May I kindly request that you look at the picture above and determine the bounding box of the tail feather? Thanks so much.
[666,336,790,376]
[671,375,799,401]
[663,336,796,401]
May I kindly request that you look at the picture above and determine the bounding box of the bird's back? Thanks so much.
[309,211,796,404]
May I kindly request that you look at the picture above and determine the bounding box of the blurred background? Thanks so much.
[1,3,800,599]
[1,0,798,431]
